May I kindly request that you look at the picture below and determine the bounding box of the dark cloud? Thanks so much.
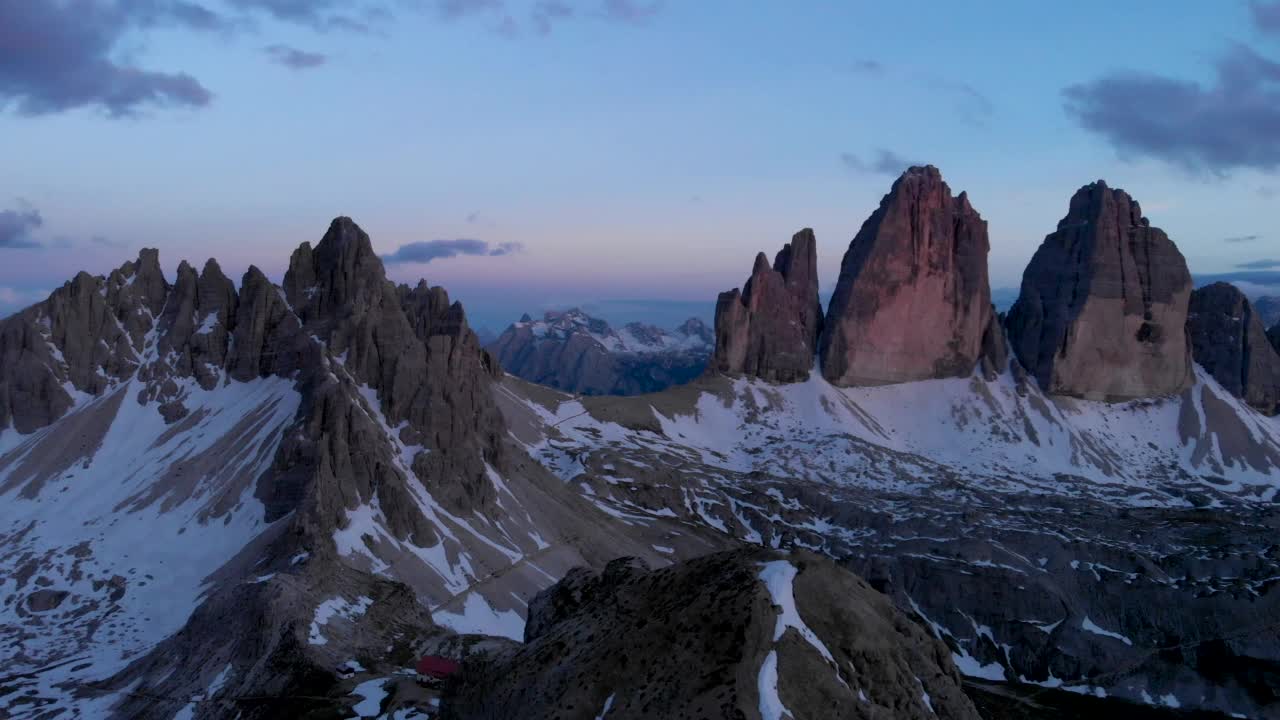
[1238,259,1280,269]
[264,44,327,69]
[383,238,523,264]
[0,205,43,249]
[1251,1,1280,34]
[1223,234,1262,243]
[840,149,922,176]
[1063,44,1280,175]
[0,2,214,116]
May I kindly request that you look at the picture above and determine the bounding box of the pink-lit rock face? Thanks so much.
[1006,181,1193,402]
[711,228,823,383]
[819,166,1000,386]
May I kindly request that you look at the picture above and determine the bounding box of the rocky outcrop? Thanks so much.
[445,549,981,720]
[1188,282,1280,415]
[489,308,713,395]
[712,228,823,382]
[1270,323,1280,355]
[819,166,1002,386]
[1006,180,1193,401]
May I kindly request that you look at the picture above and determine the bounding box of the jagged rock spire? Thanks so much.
[819,166,1001,386]
[1006,180,1193,401]
[1188,282,1280,415]
[711,228,823,382]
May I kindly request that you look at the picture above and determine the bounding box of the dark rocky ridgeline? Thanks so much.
[1270,322,1280,355]
[489,308,713,395]
[1006,180,1193,401]
[0,248,167,433]
[1187,282,1280,415]
[712,228,824,382]
[820,166,1003,386]
[444,548,980,720]
[41,217,513,718]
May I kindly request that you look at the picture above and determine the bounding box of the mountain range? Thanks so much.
[486,309,713,395]
[0,167,1278,719]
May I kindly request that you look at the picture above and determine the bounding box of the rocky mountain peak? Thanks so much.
[1060,179,1149,231]
[1006,180,1192,401]
[819,165,1001,386]
[1188,282,1280,415]
[712,228,824,383]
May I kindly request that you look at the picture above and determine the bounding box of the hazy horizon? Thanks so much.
[4,0,1280,328]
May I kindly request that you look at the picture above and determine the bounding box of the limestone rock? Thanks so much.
[1188,282,1280,415]
[712,228,823,382]
[489,308,712,395]
[445,549,980,720]
[1005,180,1193,401]
[819,166,999,386]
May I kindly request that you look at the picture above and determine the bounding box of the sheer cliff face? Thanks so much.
[712,228,823,383]
[818,166,999,387]
[1188,282,1280,415]
[1006,181,1193,401]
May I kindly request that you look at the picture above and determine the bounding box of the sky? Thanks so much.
[3,0,1280,331]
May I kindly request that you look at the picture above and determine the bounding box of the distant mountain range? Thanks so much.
[486,308,713,395]
[2,168,1280,719]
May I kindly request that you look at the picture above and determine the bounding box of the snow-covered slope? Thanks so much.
[496,363,1280,718]
[0,222,724,720]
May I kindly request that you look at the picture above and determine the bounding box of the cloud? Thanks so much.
[1223,234,1262,243]
[225,0,382,31]
[0,286,49,318]
[1251,1,1280,34]
[846,62,993,125]
[851,59,884,74]
[1064,44,1280,175]
[601,0,661,24]
[264,44,327,69]
[431,0,503,20]
[0,2,214,117]
[382,238,524,264]
[0,205,44,248]
[91,235,129,249]
[531,0,573,34]
[1194,270,1280,293]
[840,149,923,175]
[1237,259,1280,269]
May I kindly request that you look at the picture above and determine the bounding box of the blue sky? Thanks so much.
[3,1,1279,331]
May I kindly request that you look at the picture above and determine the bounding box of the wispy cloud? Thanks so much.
[0,203,43,249]
[1223,234,1263,243]
[846,61,993,126]
[383,238,524,263]
[840,149,922,176]
[1237,258,1280,269]
[264,44,327,70]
